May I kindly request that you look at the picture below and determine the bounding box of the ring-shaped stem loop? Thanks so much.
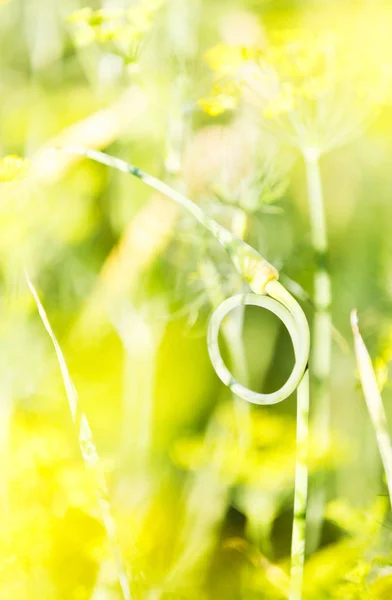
[207,287,309,405]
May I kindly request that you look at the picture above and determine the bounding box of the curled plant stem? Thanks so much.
[351,310,392,507]
[208,284,310,600]
[303,149,332,552]
[27,276,132,600]
[58,146,311,599]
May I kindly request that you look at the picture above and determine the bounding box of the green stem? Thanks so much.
[289,369,310,600]
[58,147,279,295]
[304,151,332,553]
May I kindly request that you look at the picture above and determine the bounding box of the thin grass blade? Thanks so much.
[351,309,392,508]
[27,275,132,600]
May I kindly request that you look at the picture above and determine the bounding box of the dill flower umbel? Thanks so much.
[67,0,164,64]
[200,28,392,155]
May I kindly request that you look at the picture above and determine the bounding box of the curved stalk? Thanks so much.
[59,146,279,295]
[58,146,311,599]
[303,150,332,552]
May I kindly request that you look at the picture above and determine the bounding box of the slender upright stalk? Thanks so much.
[225,313,253,450]
[303,149,332,552]
[199,258,252,449]
[117,71,190,467]
[289,370,310,600]
[351,310,392,507]
[114,304,165,468]
[165,259,252,588]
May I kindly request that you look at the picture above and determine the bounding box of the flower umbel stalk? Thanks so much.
[58,146,311,599]
[303,149,332,553]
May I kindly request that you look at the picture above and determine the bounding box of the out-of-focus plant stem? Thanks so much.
[199,256,252,450]
[114,303,166,468]
[221,209,252,451]
[119,74,190,468]
[303,150,332,553]
[351,310,392,507]
[27,277,132,600]
[198,201,252,451]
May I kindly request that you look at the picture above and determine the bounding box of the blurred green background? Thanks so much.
[2,0,392,598]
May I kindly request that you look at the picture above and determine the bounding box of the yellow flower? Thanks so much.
[0,155,31,183]
[67,1,164,60]
[198,93,238,116]
[204,44,257,76]
[266,30,335,79]
[201,24,392,153]
[263,82,295,118]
